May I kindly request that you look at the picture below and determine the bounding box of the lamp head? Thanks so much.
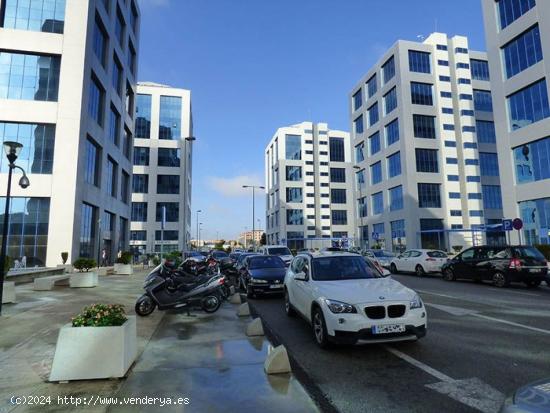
[3,141,23,163]
[18,174,30,189]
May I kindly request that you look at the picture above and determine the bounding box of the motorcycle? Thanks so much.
[180,258,231,299]
[135,263,226,316]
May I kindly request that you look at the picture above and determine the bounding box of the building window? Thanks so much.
[356,169,365,187]
[366,75,377,99]
[286,187,302,203]
[2,0,65,33]
[329,168,345,183]
[465,158,479,165]
[115,6,125,47]
[355,142,365,163]
[439,75,451,82]
[285,134,301,160]
[385,119,399,146]
[444,124,455,131]
[108,105,120,146]
[354,115,364,134]
[387,152,401,178]
[368,102,379,127]
[420,219,444,249]
[503,25,543,79]
[445,141,457,147]
[382,56,395,84]
[331,189,347,204]
[135,94,152,139]
[0,51,60,101]
[458,78,471,85]
[358,197,367,218]
[384,87,397,114]
[286,209,303,225]
[391,219,406,240]
[329,137,345,162]
[457,62,470,69]
[331,210,347,225]
[513,136,550,183]
[121,170,129,203]
[155,230,178,241]
[0,122,55,174]
[470,210,484,217]
[482,185,503,209]
[461,109,474,116]
[106,157,117,197]
[132,174,148,193]
[157,175,180,194]
[470,59,490,81]
[518,197,550,245]
[460,93,473,101]
[416,149,439,173]
[437,44,448,51]
[410,82,433,105]
[131,230,147,241]
[408,50,431,73]
[352,89,362,111]
[80,202,97,258]
[475,121,496,143]
[133,146,149,166]
[467,176,481,182]
[441,91,452,98]
[158,148,181,167]
[369,132,380,155]
[464,142,478,149]
[156,202,179,222]
[449,192,461,199]
[463,126,476,133]
[418,183,441,208]
[508,78,550,130]
[413,115,436,139]
[88,74,105,126]
[128,40,137,76]
[473,89,493,112]
[442,108,454,114]
[159,96,182,140]
[286,166,302,181]
[497,0,536,29]
[123,128,131,159]
[371,161,382,185]
[372,223,385,241]
[455,47,468,54]
[84,137,100,186]
[130,1,139,32]
[372,192,383,215]
[448,175,459,181]
[93,14,108,67]
[450,210,462,217]
[112,54,123,96]
[389,185,403,211]
[438,60,449,67]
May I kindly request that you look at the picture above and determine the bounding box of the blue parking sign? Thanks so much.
[502,219,513,231]
[372,232,379,240]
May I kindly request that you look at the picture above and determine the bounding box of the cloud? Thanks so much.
[207,174,264,197]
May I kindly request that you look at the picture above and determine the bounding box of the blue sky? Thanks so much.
[136,0,487,241]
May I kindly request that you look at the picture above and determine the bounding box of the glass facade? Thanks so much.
[386,119,399,146]
[410,82,433,105]
[158,148,180,167]
[476,120,496,143]
[408,50,431,73]
[115,6,125,46]
[355,142,365,163]
[470,59,490,81]
[330,168,345,183]
[329,137,345,162]
[131,202,147,222]
[389,185,403,211]
[384,87,397,114]
[132,174,148,193]
[514,136,550,183]
[369,132,380,155]
[482,185,503,209]
[479,152,500,176]
[382,56,395,84]
[354,115,364,134]
[88,74,105,125]
[519,197,550,245]
[331,189,346,204]
[285,134,301,160]
[0,52,60,101]
[353,89,362,111]
[286,166,302,181]
[358,197,367,218]
[416,149,439,173]
[135,94,152,139]
[367,74,377,98]
[368,102,379,127]
[387,152,401,178]
[418,183,441,208]
[286,209,303,225]
[331,210,347,225]
[93,15,107,67]
[420,219,445,250]
[473,89,493,112]
[497,0,536,29]
[371,161,382,185]
[108,106,120,145]
[508,79,550,130]
[84,137,100,186]
[2,0,65,33]
[79,202,97,258]
[286,187,302,203]
[156,202,179,222]
[372,192,383,215]
[159,96,182,140]
[502,25,542,79]
[157,175,180,194]
[133,146,149,166]
[0,122,54,174]
[106,158,117,197]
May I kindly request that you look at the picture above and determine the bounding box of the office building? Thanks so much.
[265,122,355,250]
[238,230,263,247]
[0,0,140,266]
[482,0,550,245]
[349,32,504,252]
[130,82,193,255]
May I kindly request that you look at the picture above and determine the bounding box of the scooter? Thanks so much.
[135,263,225,316]
[180,259,231,299]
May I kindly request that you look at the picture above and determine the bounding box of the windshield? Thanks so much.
[427,251,447,258]
[238,253,256,264]
[268,247,292,256]
[249,256,285,269]
[212,251,228,258]
[312,256,382,281]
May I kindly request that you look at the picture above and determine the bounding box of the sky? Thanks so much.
[136,0,487,241]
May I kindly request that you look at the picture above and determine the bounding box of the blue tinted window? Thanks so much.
[455,47,468,54]
[331,210,348,225]
[418,183,441,208]
[355,142,365,163]
[519,197,550,245]
[156,202,179,222]
[416,149,439,172]
[463,126,476,132]
[508,79,550,130]
[371,161,382,185]
[286,187,303,203]
[330,137,345,161]
[382,56,395,84]
[158,148,181,167]
[439,75,451,82]
[391,220,405,238]
[286,166,302,181]
[437,44,448,51]
[369,132,380,155]
[450,210,462,217]
[384,87,397,114]
[467,176,481,182]
[448,175,459,181]
[443,124,455,131]
[446,157,458,164]
[411,82,433,105]
[461,109,475,116]
[469,210,484,217]
[353,89,362,110]
[498,0,536,29]
[474,89,493,112]
[286,209,303,225]
[464,142,478,149]
[88,74,105,125]
[385,119,399,146]
[441,91,452,98]
[442,108,454,114]
[513,136,550,183]
[2,0,65,33]
[133,147,149,166]
[503,25,542,79]
[131,202,147,222]
[458,78,471,84]
[387,152,401,178]
[457,62,470,69]
[358,197,367,218]
[460,94,473,100]
[331,189,347,204]
[159,96,182,140]
[482,185,503,209]
[285,134,301,160]
[112,55,123,96]
[132,174,148,193]
[356,169,365,187]
[445,140,457,147]
[108,106,120,145]
[115,6,125,47]
[372,192,384,214]
[468,193,482,200]
[80,202,97,257]
[136,94,152,139]
[368,102,379,127]
[465,159,479,165]
[354,115,364,134]
[330,168,346,183]
[409,50,431,73]
[106,158,117,197]
[389,186,403,211]
[367,74,377,98]
[373,223,385,238]
[438,60,449,66]
[93,15,107,67]
[413,115,436,139]
[449,192,461,199]
[470,59,490,81]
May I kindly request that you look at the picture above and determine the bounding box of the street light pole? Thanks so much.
[353,166,363,251]
[198,222,203,250]
[0,142,30,315]
[195,209,202,250]
[242,185,265,250]
[184,137,196,250]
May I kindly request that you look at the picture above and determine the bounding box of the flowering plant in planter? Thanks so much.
[71,304,127,327]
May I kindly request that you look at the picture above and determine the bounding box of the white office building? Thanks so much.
[265,122,355,251]
[482,0,550,245]
[349,32,504,252]
[130,82,193,255]
[0,0,140,266]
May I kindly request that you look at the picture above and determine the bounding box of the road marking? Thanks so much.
[384,346,453,382]
[425,302,478,316]
[475,314,550,335]
[416,289,459,299]
[486,288,541,297]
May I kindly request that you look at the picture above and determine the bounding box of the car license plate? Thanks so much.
[372,324,406,334]
[529,268,541,273]
[269,284,283,289]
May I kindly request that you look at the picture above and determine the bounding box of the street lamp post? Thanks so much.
[0,141,30,315]
[198,222,203,250]
[242,185,265,250]
[353,166,363,251]
[184,137,196,250]
[195,209,202,250]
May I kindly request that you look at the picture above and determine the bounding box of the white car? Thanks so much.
[284,252,427,348]
[390,249,448,276]
[259,245,294,266]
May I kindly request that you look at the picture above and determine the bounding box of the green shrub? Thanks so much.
[72,303,127,327]
[73,257,97,272]
[534,244,550,260]
[115,251,132,265]
[452,245,463,254]
[152,256,161,266]
[61,252,69,264]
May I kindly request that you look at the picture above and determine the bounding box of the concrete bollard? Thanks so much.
[236,302,250,317]
[264,345,291,374]
[229,293,242,305]
[1,281,16,304]
[246,317,264,336]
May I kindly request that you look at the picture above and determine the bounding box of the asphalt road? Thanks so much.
[246,274,550,413]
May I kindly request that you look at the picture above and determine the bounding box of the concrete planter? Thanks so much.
[56,264,73,273]
[69,272,98,288]
[1,281,16,304]
[49,316,137,382]
[114,264,133,275]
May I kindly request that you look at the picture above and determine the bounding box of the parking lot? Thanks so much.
[248,274,550,413]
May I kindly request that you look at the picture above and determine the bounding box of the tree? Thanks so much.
[214,239,226,250]
[260,232,267,246]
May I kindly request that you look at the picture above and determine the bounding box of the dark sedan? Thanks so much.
[500,377,550,412]
[441,245,548,288]
[239,255,287,298]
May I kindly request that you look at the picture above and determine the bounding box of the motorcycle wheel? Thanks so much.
[135,294,156,316]
[201,295,221,313]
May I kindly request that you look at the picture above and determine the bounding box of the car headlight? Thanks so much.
[410,294,423,309]
[250,278,268,284]
[324,299,357,313]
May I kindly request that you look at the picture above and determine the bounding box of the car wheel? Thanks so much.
[312,307,331,349]
[524,280,541,288]
[390,263,398,274]
[415,265,426,277]
[492,271,510,288]
[443,268,455,281]
[284,290,296,317]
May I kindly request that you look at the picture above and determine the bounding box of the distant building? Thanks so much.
[238,230,263,247]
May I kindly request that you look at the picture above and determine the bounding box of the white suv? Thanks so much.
[284,252,427,348]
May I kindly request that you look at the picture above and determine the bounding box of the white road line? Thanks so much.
[416,290,459,299]
[474,314,550,335]
[486,288,541,297]
[384,346,453,382]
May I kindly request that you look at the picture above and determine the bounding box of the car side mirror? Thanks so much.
[295,271,309,281]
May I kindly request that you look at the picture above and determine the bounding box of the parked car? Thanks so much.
[209,250,229,261]
[284,252,427,348]
[499,377,550,412]
[183,251,206,262]
[238,255,287,298]
[364,249,396,268]
[390,249,448,276]
[441,245,548,288]
[235,252,260,273]
[258,245,294,266]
